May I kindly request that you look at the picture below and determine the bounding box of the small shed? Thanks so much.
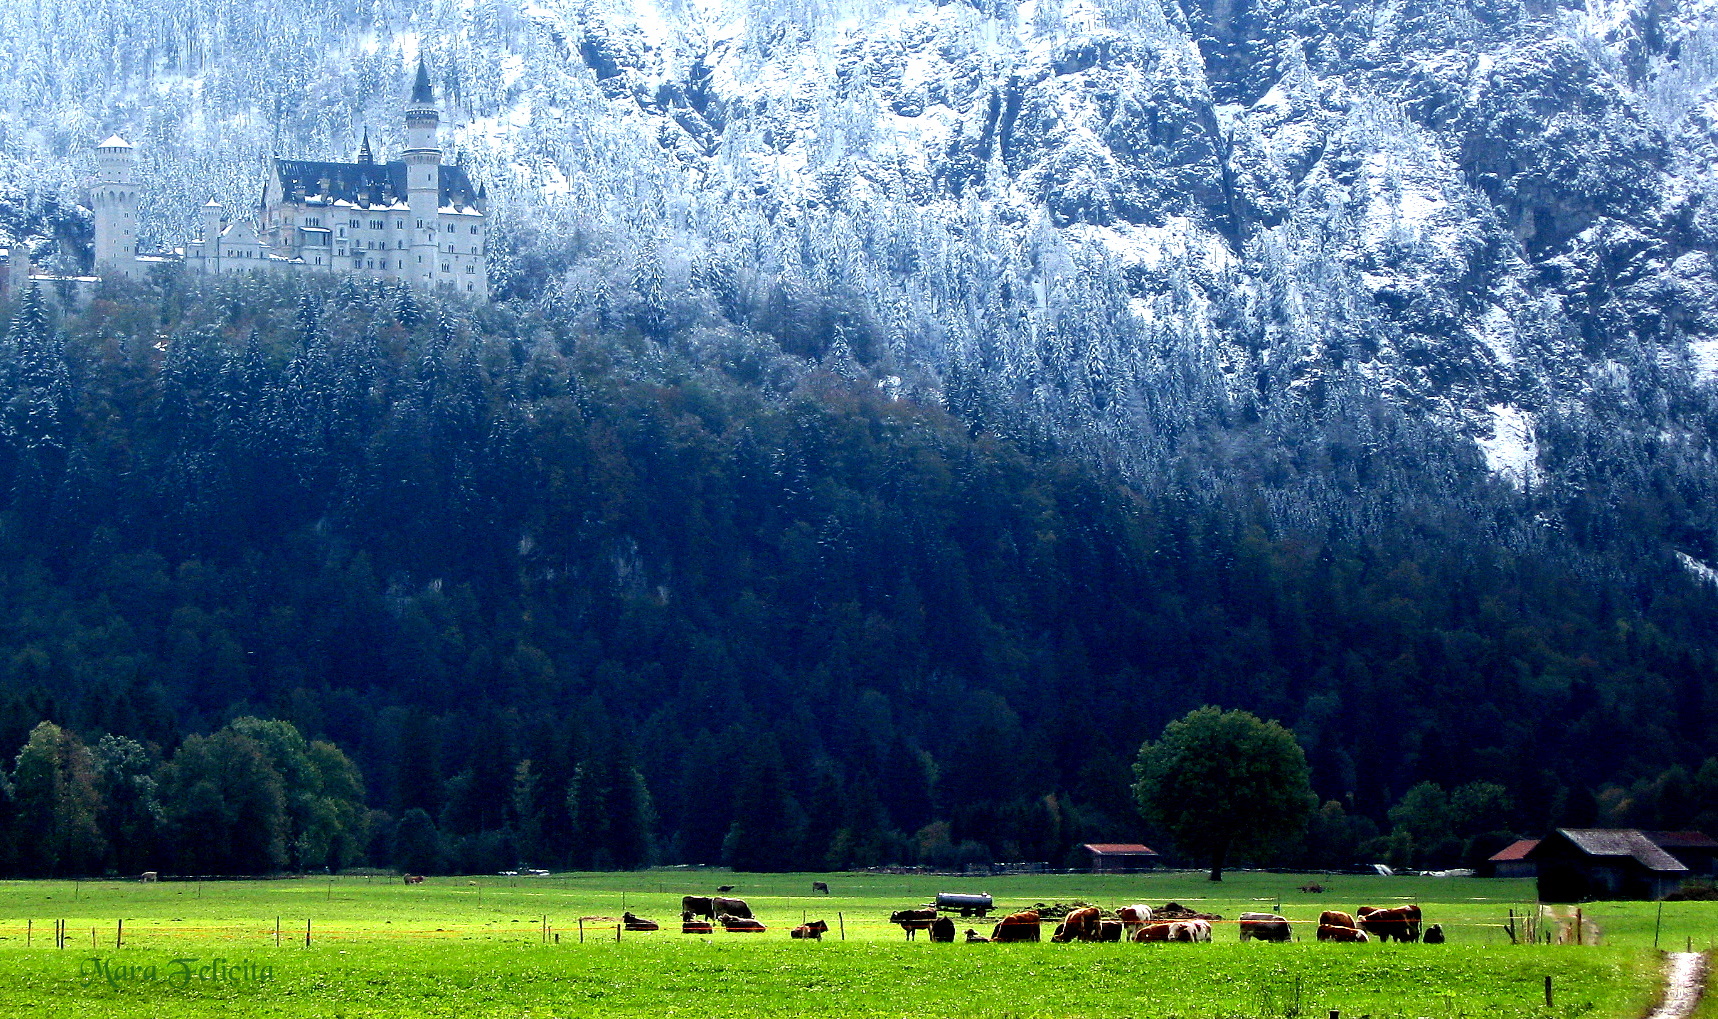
[1485,839,1540,878]
[1081,843,1159,873]
[1642,831,1718,877]
[1527,829,1689,902]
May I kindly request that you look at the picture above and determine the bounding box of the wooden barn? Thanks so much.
[1081,843,1160,873]
[1641,832,1718,878]
[1527,829,1689,902]
[1484,838,1540,878]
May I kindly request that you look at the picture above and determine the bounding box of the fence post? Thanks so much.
[1545,976,1553,1008]
[276,917,281,948]
[116,919,122,949]
[1575,909,1582,945]
[616,922,621,943]
[27,919,31,948]
[579,918,584,944]
[1654,902,1663,949]
[839,912,845,941]
[306,918,311,948]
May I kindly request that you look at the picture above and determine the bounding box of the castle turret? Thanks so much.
[93,135,138,278]
[404,58,442,288]
[200,200,224,272]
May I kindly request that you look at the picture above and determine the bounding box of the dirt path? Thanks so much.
[1646,953,1708,1019]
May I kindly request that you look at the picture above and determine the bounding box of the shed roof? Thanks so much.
[1488,838,1540,862]
[1081,843,1158,856]
[1641,831,1718,850]
[1539,829,1689,872]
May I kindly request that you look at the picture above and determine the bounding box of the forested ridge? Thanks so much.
[0,271,1715,877]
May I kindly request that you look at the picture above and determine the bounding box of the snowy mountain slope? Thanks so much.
[1,0,1717,507]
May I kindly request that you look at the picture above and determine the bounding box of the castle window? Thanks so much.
[396,220,404,230]
[417,256,423,264]
[446,224,455,233]
[315,257,322,265]
[471,226,478,234]
[441,262,450,272]
[350,218,360,228]
[307,217,321,226]
[370,219,384,230]
[416,219,423,228]
[466,266,475,274]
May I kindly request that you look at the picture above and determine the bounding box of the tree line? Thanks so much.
[0,272,1712,875]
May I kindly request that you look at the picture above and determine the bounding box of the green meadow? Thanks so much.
[0,871,1697,1018]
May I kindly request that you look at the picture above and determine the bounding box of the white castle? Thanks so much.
[90,58,488,301]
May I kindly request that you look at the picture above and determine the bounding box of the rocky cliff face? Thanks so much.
[2,0,1717,500]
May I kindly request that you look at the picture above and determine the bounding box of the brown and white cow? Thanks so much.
[965,928,990,943]
[1316,923,1369,943]
[718,913,766,932]
[991,911,1042,942]
[1319,910,1357,930]
[1357,905,1422,943]
[1239,912,1292,942]
[1170,919,1213,942]
[1053,906,1103,942]
[890,908,938,940]
[403,874,425,885]
[1116,904,1153,937]
[1098,919,1125,942]
[1135,922,1175,942]
[790,919,830,940]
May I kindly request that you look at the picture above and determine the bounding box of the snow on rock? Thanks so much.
[1478,404,1541,489]
[1677,552,1718,588]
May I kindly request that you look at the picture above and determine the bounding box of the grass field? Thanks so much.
[0,870,1698,1018]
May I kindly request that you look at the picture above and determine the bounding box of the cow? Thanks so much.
[1239,912,1293,942]
[403,874,425,885]
[1116,904,1153,937]
[812,881,830,894]
[622,911,659,932]
[1098,919,1125,942]
[890,908,938,940]
[141,871,158,883]
[964,928,990,943]
[716,885,736,893]
[1357,905,1422,943]
[718,914,766,932]
[1053,906,1102,942]
[1135,922,1175,942]
[1423,923,1445,944]
[1316,924,1369,943]
[714,896,753,920]
[1172,919,1213,942]
[790,920,830,940]
[929,917,956,943]
[991,911,1042,942]
[1319,910,1357,930]
[681,911,713,934]
[682,895,715,920]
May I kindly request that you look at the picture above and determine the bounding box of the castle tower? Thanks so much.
[404,59,442,288]
[92,135,138,278]
[201,200,224,272]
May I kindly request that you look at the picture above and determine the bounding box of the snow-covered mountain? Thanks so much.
[4,0,1718,514]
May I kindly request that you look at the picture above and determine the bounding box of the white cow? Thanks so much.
[1117,904,1154,937]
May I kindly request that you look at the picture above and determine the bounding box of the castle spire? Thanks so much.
[411,57,435,106]
[357,126,374,165]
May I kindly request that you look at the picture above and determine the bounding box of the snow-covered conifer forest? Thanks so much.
[0,0,1716,870]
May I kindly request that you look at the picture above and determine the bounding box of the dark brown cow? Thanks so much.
[1239,912,1292,942]
[891,908,938,940]
[1053,906,1102,942]
[1098,919,1125,942]
[1319,910,1357,930]
[812,881,830,894]
[718,914,766,932]
[403,874,425,885]
[716,885,735,892]
[790,920,830,940]
[991,911,1042,942]
[682,895,715,919]
[1423,924,1445,944]
[681,911,713,934]
[1134,922,1175,942]
[964,928,990,943]
[1316,923,1368,943]
[929,916,956,943]
[622,911,659,932]
[1357,905,1422,943]
[714,896,753,920]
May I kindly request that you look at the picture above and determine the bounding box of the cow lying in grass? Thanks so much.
[1136,919,1211,942]
[681,911,713,934]
[718,914,766,932]
[1239,913,1292,942]
[622,911,659,931]
[790,920,829,940]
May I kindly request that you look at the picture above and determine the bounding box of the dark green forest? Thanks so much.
[1,271,1717,877]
